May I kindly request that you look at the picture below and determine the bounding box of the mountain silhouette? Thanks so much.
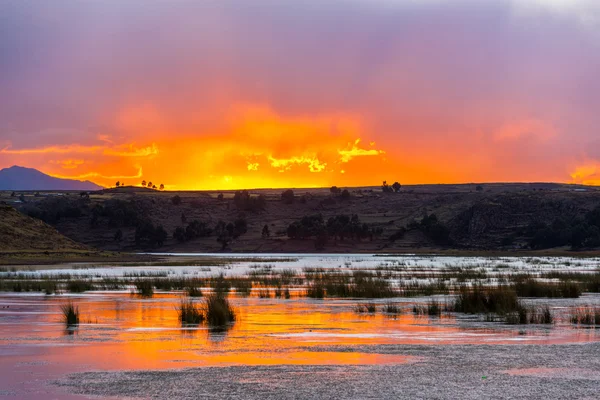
[0,166,103,191]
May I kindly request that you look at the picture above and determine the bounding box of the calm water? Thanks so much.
[1,254,600,398]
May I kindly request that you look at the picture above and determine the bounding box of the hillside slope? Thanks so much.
[6,183,600,253]
[0,203,87,252]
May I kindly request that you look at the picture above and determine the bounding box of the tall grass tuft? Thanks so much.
[204,294,235,326]
[135,280,154,298]
[383,302,401,315]
[67,280,94,293]
[61,302,79,326]
[454,285,520,314]
[570,307,600,325]
[513,279,581,298]
[427,301,442,316]
[355,303,377,314]
[306,283,325,299]
[505,305,553,325]
[178,299,204,325]
[186,286,203,297]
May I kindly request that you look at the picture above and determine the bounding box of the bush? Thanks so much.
[281,189,295,204]
[135,221,168,247]
[233,191,266,212]
[330,186,342,195]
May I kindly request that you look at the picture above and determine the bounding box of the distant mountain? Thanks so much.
[0,166,103,191]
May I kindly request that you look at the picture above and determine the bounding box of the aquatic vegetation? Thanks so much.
[135,280,154,298]
[178,299,204,325]
[505,305,553,325]
[67,280,95,293]
[186,286,203,297]
[453,286,520,315]
[355,303,377,313]
[204,294,236,326]
[61,302,80,326]
[570,307,600,325]
[306,283,325,299]
[427,301,442,316]
[383,302,401,314]
[512,279,581,298]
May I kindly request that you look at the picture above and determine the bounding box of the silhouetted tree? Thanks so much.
[382,181,393,193]
[10,191,16,197]
[340,189,351,200]
[18,194,26,203]
[330,186,341,195]
[173,226,186,242]
[392,182,401,193]
[116,181,120,187]
[262,224,270,238]
[147,181,153,188]
[159,184,164,191]
[281,189,295,204]
[476,185,484,192]
[217,193,224,201]
[142,180,147,187]
[152,185,157,190]
[171,195,182,205]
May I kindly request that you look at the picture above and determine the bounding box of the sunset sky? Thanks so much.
[1,0,599,189]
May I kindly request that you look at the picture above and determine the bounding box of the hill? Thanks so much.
[5,183,600,254]
[0,166,103,191]
[0,203,88,252]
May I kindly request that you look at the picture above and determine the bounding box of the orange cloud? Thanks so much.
[338,139,385,163]
[1,142,158,157]
[50,159,85,169]
[570,164,600,186]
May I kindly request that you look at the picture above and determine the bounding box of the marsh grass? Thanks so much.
[233,280,252,297]
[513,279,581,298]
[61,302,79,326]
[383,302,401,315]
[135,280,154,298]
[67,280,94,293]
[454,285,520,314]
[306,283,325,299]
[355,303,377,313]
[570,307,600,325]
[178,299,204,325]
[204,294,236,326]
[505,305,553,325]
[186,286,202,297]
[427,301,442,316]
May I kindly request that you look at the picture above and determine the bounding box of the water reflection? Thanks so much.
[0,293,598,371]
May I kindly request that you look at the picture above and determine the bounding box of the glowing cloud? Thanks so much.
[268,155,327,173]
[338,140,385,163]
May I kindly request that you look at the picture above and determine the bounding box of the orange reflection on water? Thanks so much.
[0,293,598,372]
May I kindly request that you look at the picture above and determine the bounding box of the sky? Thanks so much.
[1,0,599,189]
